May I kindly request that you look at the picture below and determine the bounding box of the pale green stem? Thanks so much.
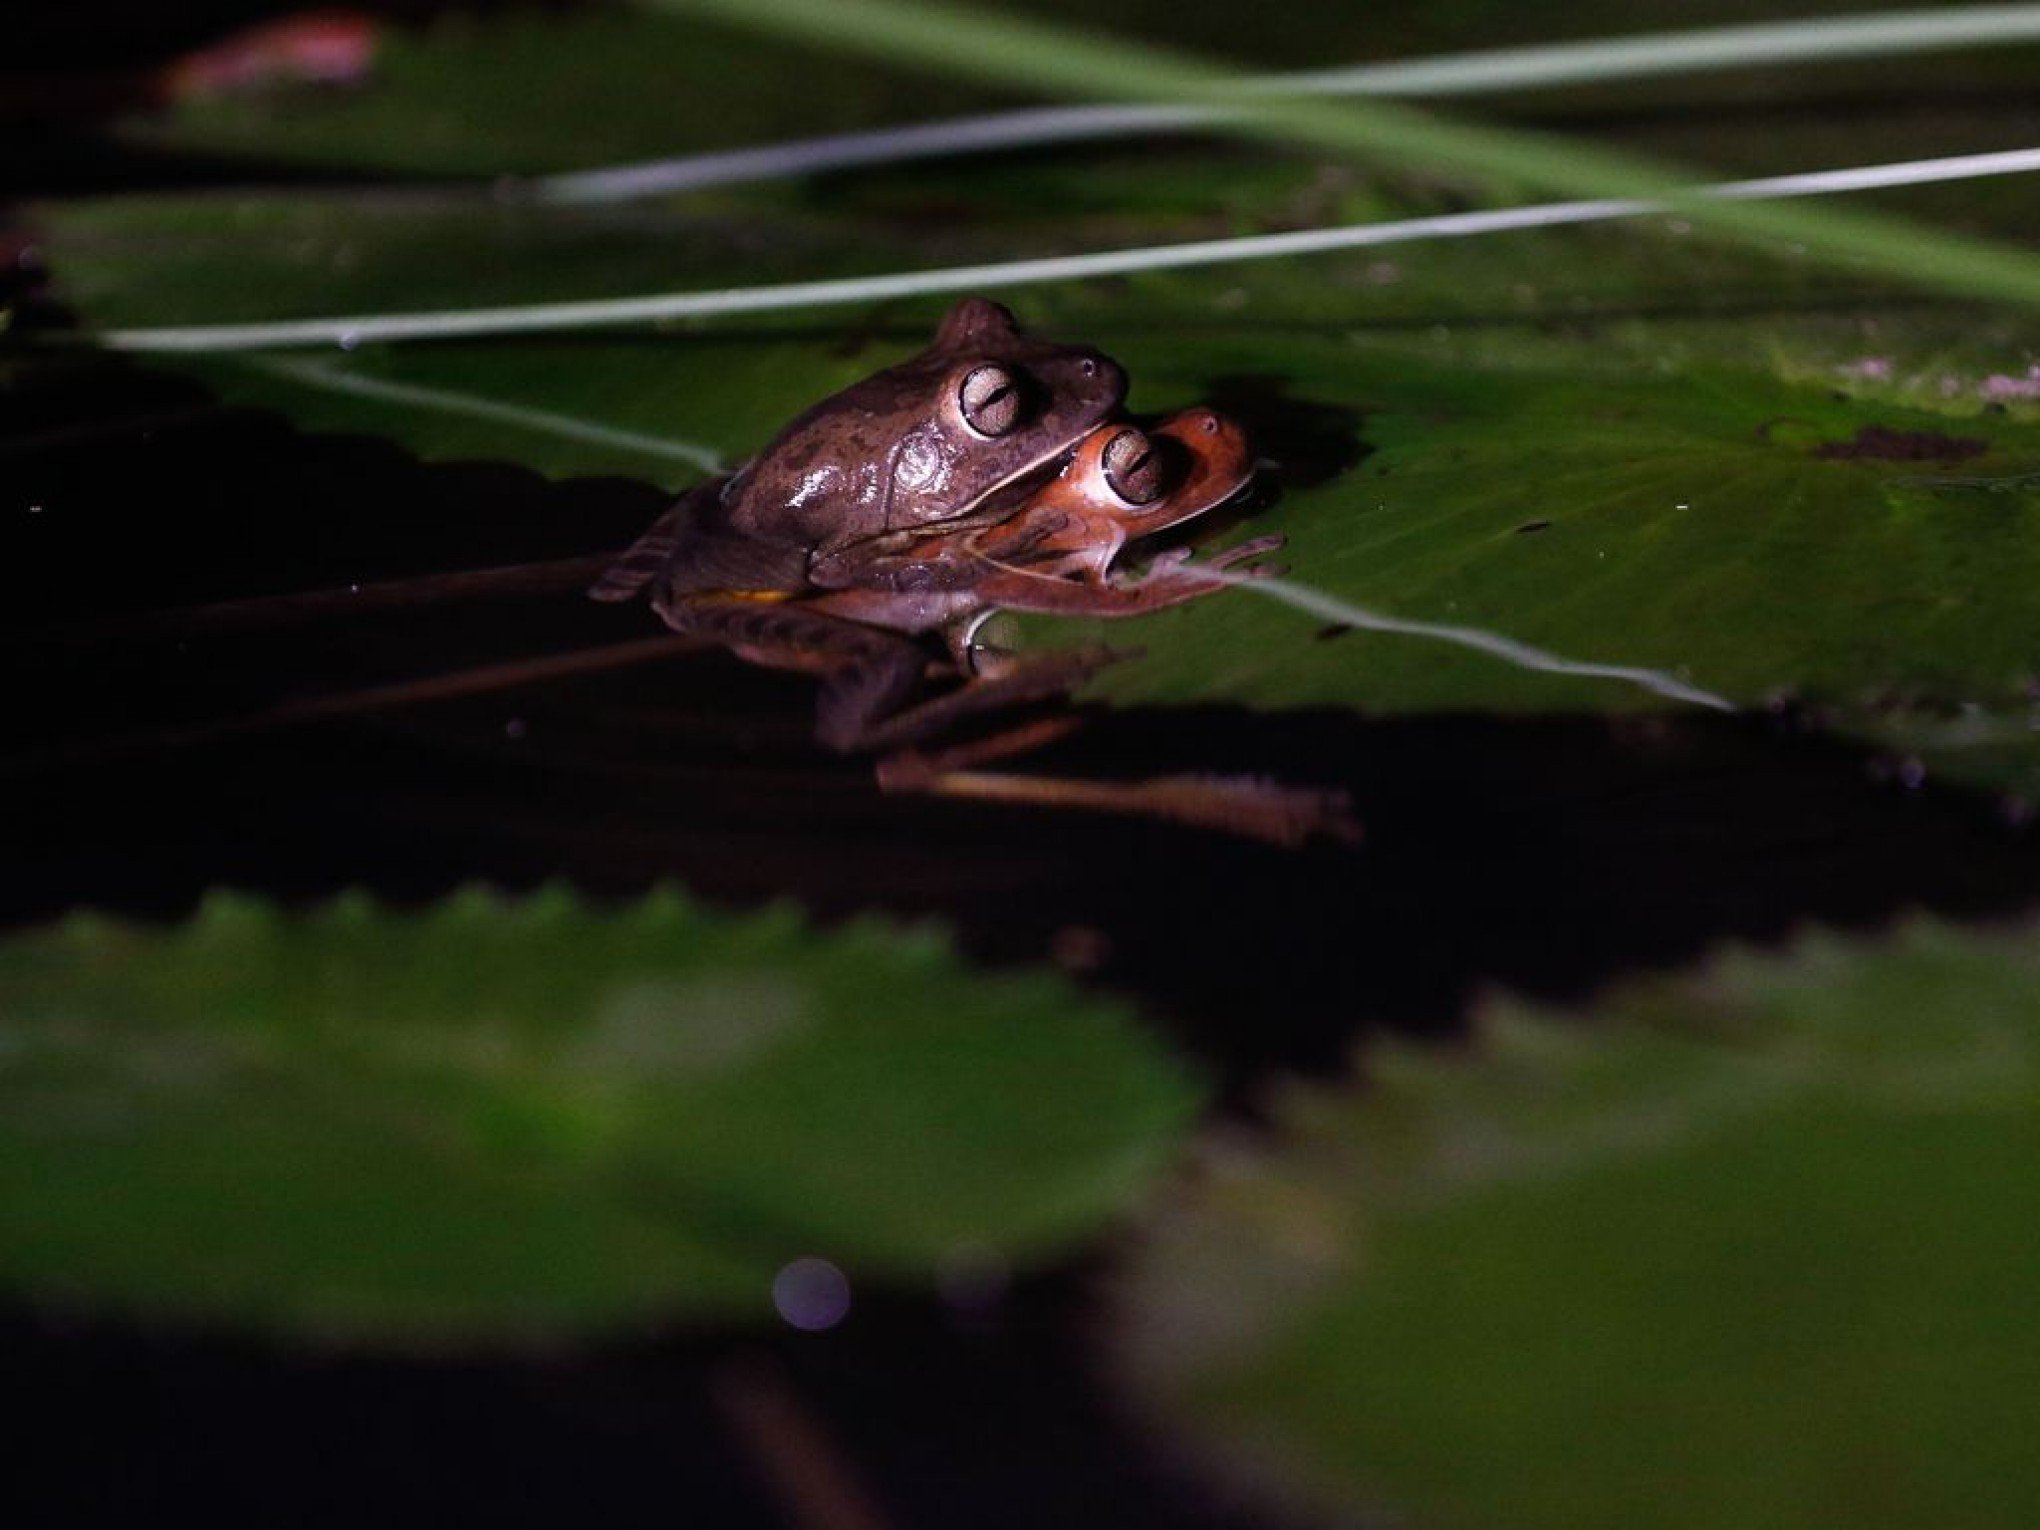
[540,4,2040,201]
[243,356,726,473]
[1215,572,1736,712]
[96,149,2040,352]
[638,0,2040,309]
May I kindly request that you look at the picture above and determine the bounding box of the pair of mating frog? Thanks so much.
[592,297,1279,756]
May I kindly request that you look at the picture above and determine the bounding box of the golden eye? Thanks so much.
[958,364,1023,437]
[1101,428,1165,505]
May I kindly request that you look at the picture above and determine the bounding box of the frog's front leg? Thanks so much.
[970,534,1286,618]
[806,509,1067,594]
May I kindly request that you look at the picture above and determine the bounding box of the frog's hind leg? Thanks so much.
[863,644,1363,849]
[588,478,726,603]
[643,591,900,668]
[651,597,1126,755]
[883,759,1362,849]
[843,646,1129,754]
[642,593,936,748]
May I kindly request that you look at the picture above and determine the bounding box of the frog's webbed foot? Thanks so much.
[962,533,1287,621]
[1126,532,1286,586]
[1200,531,1287,576]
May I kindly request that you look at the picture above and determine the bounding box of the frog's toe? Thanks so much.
[965,646,1019,679]
[1208,533,1286,571]
[1229,532,1288,557]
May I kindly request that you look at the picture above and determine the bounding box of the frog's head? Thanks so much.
[880,297,1126,529]
[1060,408,1248,534]
[1066,408,1255,533]
[990,408,1255,581]
[726,298,1126,554]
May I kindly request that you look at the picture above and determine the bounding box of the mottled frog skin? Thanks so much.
[589,297,1126,606]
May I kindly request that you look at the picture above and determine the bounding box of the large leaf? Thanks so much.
[31,3,2040,798]
[1110,919,2040,1529]
[0,889,1199,1345]
[37,178,2040,798]
[1051,327,2040,801]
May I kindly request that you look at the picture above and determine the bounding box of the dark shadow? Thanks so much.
[6,1262,1293,1529]
[1200,372,1370,493]
[11,347,2040,1530]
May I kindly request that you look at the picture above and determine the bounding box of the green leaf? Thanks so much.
[37,177,2040,797]
[1110,919,2040,1529]
[32,1,2040,795]
[0,889,1199,1346]
[1043,325,2040,795]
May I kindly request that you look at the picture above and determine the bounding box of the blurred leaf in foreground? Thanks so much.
[1112,919,2040,1529]
[120,6,997,177]
[0,888,1198,1347]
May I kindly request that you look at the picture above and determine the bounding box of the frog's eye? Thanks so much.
[958,364,1024,437]
[1101,428,1166,505]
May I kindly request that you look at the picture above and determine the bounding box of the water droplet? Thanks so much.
[504,717,528,740]
[773,1258,851,1332]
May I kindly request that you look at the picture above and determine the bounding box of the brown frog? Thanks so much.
[672,408,1280,752]
[590,296,1126,609]
[815,407,1277,659]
